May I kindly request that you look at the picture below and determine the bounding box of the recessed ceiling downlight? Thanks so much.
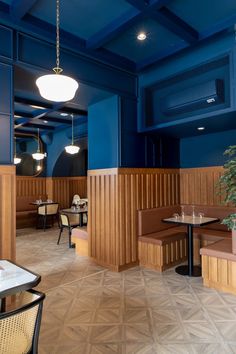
[197,127,205,131]
[137,32,147,41]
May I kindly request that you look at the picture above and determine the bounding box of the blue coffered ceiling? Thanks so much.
[0,0,236,72]
[1,0,236,137]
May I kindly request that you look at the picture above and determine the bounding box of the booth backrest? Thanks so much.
[137,205,180,236]
[182,205,236,232]
[16,195,47,212]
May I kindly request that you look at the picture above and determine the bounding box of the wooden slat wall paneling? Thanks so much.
[180,167,224,206]
[202,255,236,295]
[88,168,180,271]
[0,166,16,260]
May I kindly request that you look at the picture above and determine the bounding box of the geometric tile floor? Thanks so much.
[16,228,236,354]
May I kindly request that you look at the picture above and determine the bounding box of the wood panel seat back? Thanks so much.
[137,205,181,237]
[182,205,235,232]
[16,195,47,212]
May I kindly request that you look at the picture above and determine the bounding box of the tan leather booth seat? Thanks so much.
[16,195,47,229]
[71,227,88,256]
[200,239,236,295]
[138,206,187,271]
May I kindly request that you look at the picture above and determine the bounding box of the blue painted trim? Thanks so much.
[86,0,172,50]
[153,7,199,43]
[0,25,13,61]
[86,8,140,49]
[16,32,137,98]
[137,41,188,71]
[10,0,38,21]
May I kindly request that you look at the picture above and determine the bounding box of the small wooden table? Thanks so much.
[0,259,41,311]
[61,207,88,227]
[162,215,219,277]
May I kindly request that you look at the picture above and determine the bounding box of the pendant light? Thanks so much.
[65,114,80,154]
[32,128,45,161]
[14,137,21,165]
[36,0,79,102]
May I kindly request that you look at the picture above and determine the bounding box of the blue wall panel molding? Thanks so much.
[180,129,236,168]
[0,25,13,61]
[0,62,13,164]
[88,96,119,170]
[16,33,137,99]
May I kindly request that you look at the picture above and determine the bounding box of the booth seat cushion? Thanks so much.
[139,231,187,245]
[200,239,236,262]
[72,227,88,240]
[16,195,47,212]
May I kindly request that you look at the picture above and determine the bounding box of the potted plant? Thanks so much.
[217,145,236,253]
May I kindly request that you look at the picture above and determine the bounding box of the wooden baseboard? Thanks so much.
[90,258,139,272]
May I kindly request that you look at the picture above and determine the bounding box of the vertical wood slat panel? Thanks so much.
[16,176,87,210]
[180,167,224,206]
[0,166,16,260]
[88,168,180,271]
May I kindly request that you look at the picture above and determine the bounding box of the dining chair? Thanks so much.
[57,213,81,248]
[37,203,59,231]
[0,289,45,354]
[71,194,80,206]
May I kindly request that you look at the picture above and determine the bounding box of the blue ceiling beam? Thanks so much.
[126,0,198,43]
[137,41,188,71]
[86,8,140,50]
[87,0,172,49]
[10,0,38,21]
[136,10,236,71]
[152,7,199,43]
[14,102,65,128]
[23,13,136,72]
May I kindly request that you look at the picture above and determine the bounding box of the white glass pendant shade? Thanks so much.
[14,157,21,164]
[65,145,80,154]
[36,74,79,102]
[32,151,45,160]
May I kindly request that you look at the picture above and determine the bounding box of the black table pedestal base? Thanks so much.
[175,265,201,277]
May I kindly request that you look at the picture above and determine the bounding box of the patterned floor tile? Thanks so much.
[183,322,220,343]
[155,343,194,354]
[154,323,186,342]
[215,321,236,341]
[192,343,232,354]
[124,343,157,354]
[94,308,121,323]
[15,228,236,352]
[123,308,150,324]
[89,325,122,343]
[124,323,154,342]
[90,343,122,354]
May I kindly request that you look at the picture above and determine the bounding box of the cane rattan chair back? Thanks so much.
[0,289,45,354]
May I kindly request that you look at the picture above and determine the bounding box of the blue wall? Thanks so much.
[46,122,87,176]
[88,95,119,169]
[180,129,236,168]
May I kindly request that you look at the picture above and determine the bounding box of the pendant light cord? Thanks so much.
[71,114,74,145]
[37,128,40,152]
[53,0,63,74]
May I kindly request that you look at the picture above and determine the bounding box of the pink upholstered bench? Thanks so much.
[71,228,88,256]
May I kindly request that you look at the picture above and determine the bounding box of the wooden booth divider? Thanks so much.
[0,166,16,260]
[88,168,180,271]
